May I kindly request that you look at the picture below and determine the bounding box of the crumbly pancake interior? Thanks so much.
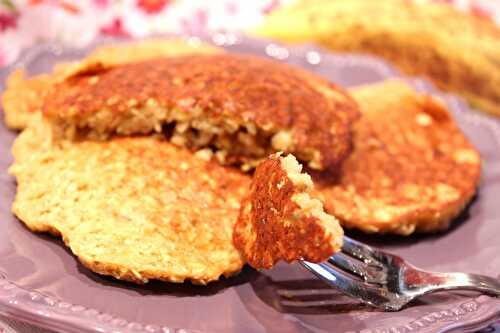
[280,154,340,240]
[54,99,298,171]
[281,154,340,234]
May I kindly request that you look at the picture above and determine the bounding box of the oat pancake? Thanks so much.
[10,121,251,284]
[313,80,481,235]
[1,70,52,130]
[1,39,220,130]
[83,38,221,67]
[234,153,343,269]
[42,54,359,170]
[255,0,500,116]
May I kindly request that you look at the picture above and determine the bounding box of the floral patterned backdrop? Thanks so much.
[0,0,499,68]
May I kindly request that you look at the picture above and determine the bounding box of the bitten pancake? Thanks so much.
[1,38,220,130]
[42,54,359,170]
[254,0,500,116]
[9,121,251,284]
[234,153,343,269]
[313,80,481,235]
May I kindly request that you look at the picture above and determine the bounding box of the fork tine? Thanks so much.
[300,261,401,310]
[342,236,384,264]
[328,253,385,284]
[328,253,367,278]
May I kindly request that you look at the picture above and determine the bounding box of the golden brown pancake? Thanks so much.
[10,120,251,284]
[254,0,500,116]
[313,80,481,235]
[1,70,52,130]
[234,153,343,269]
[1,39,221,130]
[42,54,359,170]
[83,38,221,67]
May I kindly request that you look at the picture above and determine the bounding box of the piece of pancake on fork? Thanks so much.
[234,153,343,269]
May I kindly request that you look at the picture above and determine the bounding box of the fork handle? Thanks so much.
[413,272,500,296]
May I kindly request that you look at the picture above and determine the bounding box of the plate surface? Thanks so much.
[0,35,499,333]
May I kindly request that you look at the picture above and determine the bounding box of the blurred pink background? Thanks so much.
[0,0,499,67]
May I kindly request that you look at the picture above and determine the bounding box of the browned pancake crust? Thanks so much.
[313,81,481,235]
[1,39,221,130]
[43,54,358,170]
[234,154,343,269]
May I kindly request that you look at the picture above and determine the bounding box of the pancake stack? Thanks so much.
[4,39,356,282]
[2,38,481,282]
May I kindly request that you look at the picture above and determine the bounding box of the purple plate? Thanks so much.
[0,35,499,333]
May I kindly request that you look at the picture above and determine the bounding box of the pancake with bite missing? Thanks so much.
[313,80,481,235]
[1,38,221,130]
[10,120,251,284]
[234,153,343,269]
[42,54,359,171]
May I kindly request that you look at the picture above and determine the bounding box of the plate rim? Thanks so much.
[0,33,499,333]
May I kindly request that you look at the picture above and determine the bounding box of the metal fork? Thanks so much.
[300,236,500,311]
